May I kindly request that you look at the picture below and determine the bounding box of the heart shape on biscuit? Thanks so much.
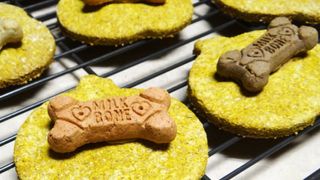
[131,101,151,116]
[72,106,91,121]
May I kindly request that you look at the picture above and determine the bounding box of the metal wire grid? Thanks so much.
[0,0,319,179]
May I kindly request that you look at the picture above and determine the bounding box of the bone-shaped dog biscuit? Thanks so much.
[217,17,318,92]
[0,18,23,51]
[82,0,164,6]
[47,87,176,153]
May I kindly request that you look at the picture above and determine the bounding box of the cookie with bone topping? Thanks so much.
[57,0,192,46]
[14,75,208,179]
[0,3,55,89]
[189,29,320,138]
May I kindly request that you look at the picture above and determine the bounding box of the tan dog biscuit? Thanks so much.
[48,87,176,153]
[83,0,164,6]
[217,17,318,92]
[0,18,23,51]
[0,3,55,89]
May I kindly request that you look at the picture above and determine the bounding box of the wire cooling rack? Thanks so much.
[0,0,320,179]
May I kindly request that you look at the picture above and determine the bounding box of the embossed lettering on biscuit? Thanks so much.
[217,17,318,92]
[47,87,176,153]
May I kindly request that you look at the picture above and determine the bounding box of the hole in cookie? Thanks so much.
[139,106,143,110]
[79,112,84,116]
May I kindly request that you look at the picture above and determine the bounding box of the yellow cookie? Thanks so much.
[214,0,320,24]
[189,30,320,138]
[0,3,55,88]
[57,0,193,46]
[14,75,208,179]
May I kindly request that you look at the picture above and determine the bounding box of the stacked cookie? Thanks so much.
[14,75,208,179]
[189,25,320,138]
[57,0,193,45]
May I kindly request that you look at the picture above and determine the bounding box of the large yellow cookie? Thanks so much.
[14,75,208,179]
[189,30,320,138]
[57,0,193,46]
[0,3,55,88]
[214,0,320,24]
